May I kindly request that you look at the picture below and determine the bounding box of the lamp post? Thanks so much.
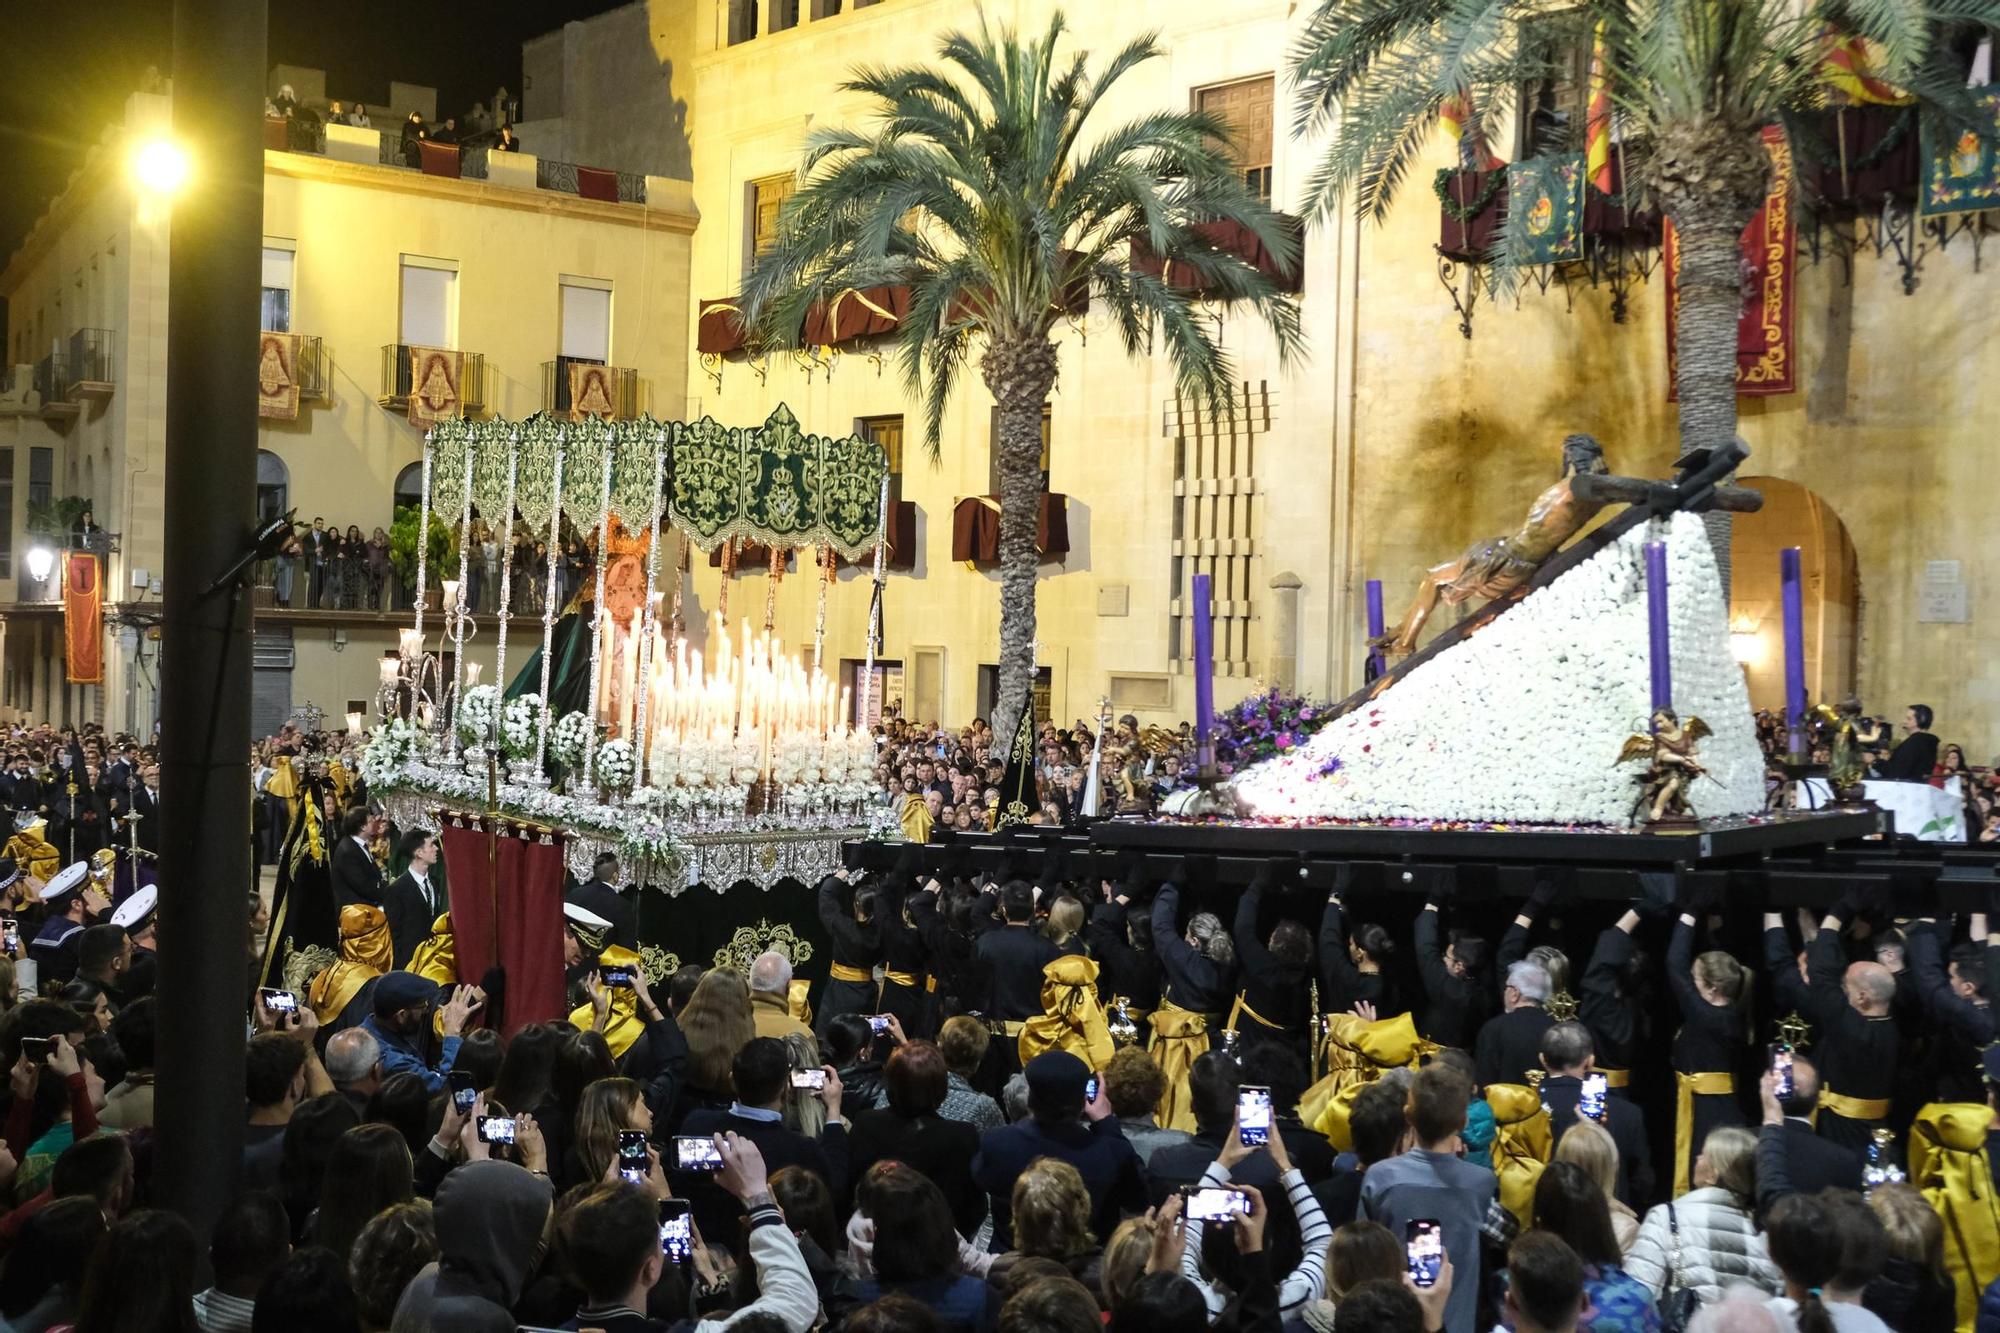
[24,546,54,600]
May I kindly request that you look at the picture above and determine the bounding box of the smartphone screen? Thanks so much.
[1406,1219,1444,1288]
[448,1071,478,1116]
[260,988,299,1014]
[1237,1085,1272,1147]
[1771,1045,1795,1102]
[20,1036,53,1061]
[867,1015,890,1035]
[1084,1075,1100,1104]
[601,968,633,988]
[1182,1186,1252,1223]
[658,1199,693,1261]
[617,1130,650,1184]
[2,919,18,951]
[674,1136,723,1172]
[1579,1072,1608,1122]
[478,1116,517,1145]
[790,1069,827,1091]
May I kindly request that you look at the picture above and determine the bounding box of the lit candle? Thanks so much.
[346,711,365,739]
[465,662,482,687]
[399,628,424,662]
[378,657,400,688]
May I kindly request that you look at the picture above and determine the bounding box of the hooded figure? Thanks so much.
[391,1160,553,1332]
[307,903,394,1028]
[1018,954,1114,1069]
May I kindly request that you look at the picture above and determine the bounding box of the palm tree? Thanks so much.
[1293,0,1993,592]
[740,12,1303,746]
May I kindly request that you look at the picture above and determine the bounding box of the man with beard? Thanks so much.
[111,883,159,1001]
[359,970,483,1092]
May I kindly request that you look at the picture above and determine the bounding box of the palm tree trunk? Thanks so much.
[982,338,1060,747]
[1671,214,1746,595]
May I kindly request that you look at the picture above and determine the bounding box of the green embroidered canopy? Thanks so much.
[422,405,888,559]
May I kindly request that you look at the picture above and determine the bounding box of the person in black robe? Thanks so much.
[1227,861,1312,1052]
[1412,880,1490,1050]
[1807,893,1901,1154]
[260,759,338,982]
[815,872,882,1037]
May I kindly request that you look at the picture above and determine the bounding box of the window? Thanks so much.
[399,256,458,348]
[261,242,295,333]
[749,174,796,263]
[394,462,425,515]
[988,404,1051,494]
[0,447,13,579]
[28,447,52,510]
[770,0,799,30]
[727,0,757,44]
[811,0,842,16]
[1516,20,1590,159]
[1196,76,1275,203]
[256,450,289,523]
[559,278,613,363]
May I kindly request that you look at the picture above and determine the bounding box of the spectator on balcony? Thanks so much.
[367,528,391,612]
[306,517,330,608]
[71,508,105,552]
[495,125,520,153]
[344,524,369,610]
[273,84,299,118]
[468,518,494,612]
[328,100,350,126]
[400,112,427,167]
[350,104,371,129]
[272,526,300,608]
[465,101,493,137]
[432,117,462,147]
[562,537,587,610]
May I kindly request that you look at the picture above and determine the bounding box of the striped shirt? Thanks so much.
[1179,1162,1331,1321]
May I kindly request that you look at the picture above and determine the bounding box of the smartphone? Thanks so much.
[1,919,18,953]
[19,1036,54,1061]
[477,1116,517,1145]
[791,1069,827,1091]
[1237,1085,1273,1148]
[1181,1186,1253,1223]
[448,1070,478,1116]
[1084,1075,1100,1104]
[1406,1219,1444,1289]
[600,967,633,988]
[1771,1044,1795,1102]
[617,1129,650,1184]
[658,1199,693,1262]
[259,987,299,1015]
[867,1014,890,1035]
[674,1136,723,1172]
[1579,1072,1608,1123]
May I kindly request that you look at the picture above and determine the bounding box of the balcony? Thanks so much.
[33,354,77,422]
[542,358,638,419]
[537,159,647,204]
[378,344,485,417]
[65,329,115,400]
[950,493,1070,565]
[1129,215,1305,295]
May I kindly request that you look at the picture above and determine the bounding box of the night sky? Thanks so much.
[0,0,628,291]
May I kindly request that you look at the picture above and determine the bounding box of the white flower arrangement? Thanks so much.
[594,738,637,794]
[502,693,549,760]
[360,716,422,791]
[732,738,763,787]
[1227,512,1764,828]
[456,684,502,749]
[549,711,594,769]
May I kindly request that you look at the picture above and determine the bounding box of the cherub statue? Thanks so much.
[1374,434,1612,655]
[1619,709,1713,824]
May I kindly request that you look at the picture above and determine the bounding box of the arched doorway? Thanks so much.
[1728,476,1860,712]
[257,450,290,522]
[393,461,424,519]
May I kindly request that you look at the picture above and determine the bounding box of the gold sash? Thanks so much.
[307,904,393,1024]
[1148,1001,1210,1132]
[1223,991,1283,1038]
[1301,1012,1435,1150]
[1597,1067,1630,1089]
[408,913,457,986]
[1910,1102,2000,1333]
[1673,1071,1735,1197]
[568,944,645,1057]
[828,962,873,985]
[787,978,814,1027]
[883,970,921,989]
[1818,1089,1892,1124]
[1019,956,1114,1070]
[1487,1083,1554,1228]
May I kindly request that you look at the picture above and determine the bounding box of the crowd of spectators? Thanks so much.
[266,83,522,162]
[266,514,597,616]
[1754,702,2000,839]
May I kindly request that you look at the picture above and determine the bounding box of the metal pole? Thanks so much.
[533,442,566,776]
[157,0,261,1246]
[859,473,888,729]
[413,432,432,641]
[446,441,475,759]
[632,432,666,784]
[583,423,615,779]
[492,440,519,700]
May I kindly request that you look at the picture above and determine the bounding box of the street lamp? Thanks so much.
[130,137,192,196]
[24,546,54,595]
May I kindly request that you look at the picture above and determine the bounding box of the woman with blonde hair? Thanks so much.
[1624,1126,1780,1306]
[780,1030,828,1139]
[1553,1117,1640,1254]
[1042,896,1087,957]
[568,1076,651,1189]
[1098,1215,1158,1313]
[1665,908,1751,1196]
[988,1157,1101,1291]
[671,967,754,1129]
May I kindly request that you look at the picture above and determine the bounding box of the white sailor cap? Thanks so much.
[40,861,90,902]
[0,858,17,893]
[111,884,158,933]
[563,901,613,950]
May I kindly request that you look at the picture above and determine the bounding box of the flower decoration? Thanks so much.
[455,684,501,748]
[501,693,549,760]
[594,738,637,795]
[549,711,594,768]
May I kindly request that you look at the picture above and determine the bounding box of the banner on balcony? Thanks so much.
[62,551,103,684]
[1504,153,1584,265]
[257,331,302,420]
[1665,125,1796,399]
[1921,85,2000,216]
[568,362,616,421]
[409,346,463,428]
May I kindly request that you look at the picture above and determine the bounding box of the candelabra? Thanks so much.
[376,627,451,744]
[439,578,479,760]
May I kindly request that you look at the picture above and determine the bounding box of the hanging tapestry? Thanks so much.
[62,551,103,684]
[256,331,302,420]
[667,404,888,560]
[1504,153,1584,265]
[569,362,617,420]
[408,346,463,428]
[1665,125,1796,399]
[1921,85,2000,216]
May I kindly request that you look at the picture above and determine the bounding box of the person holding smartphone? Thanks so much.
[359,971,483,1093]
[1173,1101,1332,1324]
[1534,1023,1653,1206]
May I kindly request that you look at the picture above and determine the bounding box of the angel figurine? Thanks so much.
[1619,709,1712,824]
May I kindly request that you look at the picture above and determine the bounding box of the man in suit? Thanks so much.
[1147,1049,1288,1206]
[1762,1051,1863,1195]
[385,827,447,968]
[331,806,387,910]
[675,1036,849,1245]
[1474,959,1557,1089]
[122,763,162,856]
[305,517,330,608]
[1873,703,1940,780]
[567,852,636,951]
[1537,1022,1653,1206]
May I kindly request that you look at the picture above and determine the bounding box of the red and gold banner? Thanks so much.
[61,551,103,684]
[408,346,462,428]
[1665,125,1796,399]
[567,362,616,421]
[257,330,302,420]
[438,817,567,1037]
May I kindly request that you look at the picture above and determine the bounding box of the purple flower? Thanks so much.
[1276,732,1294,750]
[1318,754,1343,777]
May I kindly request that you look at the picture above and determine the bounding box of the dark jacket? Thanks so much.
[1541,1074,1653,1205]
[973,1115,1145,1250]
[848,1107,983,1236]
[676,1107,848,1246]
[1413,907,1486,1049]
[567,876,637,951]
[1473,1005,1555,1090]
[1906,918,1996,1102]
[1865,1256,1958,1333]
[1230,881,1311,1033]
[1577,926,1642,1072]
[1875,730,1939,781]
[974,922,1060,1022]
[1806,920,1898,1151]
[386,869,446,969]
[1151,884,1231,1015]
[1086,900,1161,1011]
[390,1160,556,1332]
[332,835,386,911]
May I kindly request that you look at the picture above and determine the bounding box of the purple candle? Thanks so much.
[1192,572,1216,777]
[1781,546,1807,760]
[1365,579,1385,680]
[1645,540,1671,716]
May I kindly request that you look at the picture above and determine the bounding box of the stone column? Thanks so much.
[1268,571,1303,694]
